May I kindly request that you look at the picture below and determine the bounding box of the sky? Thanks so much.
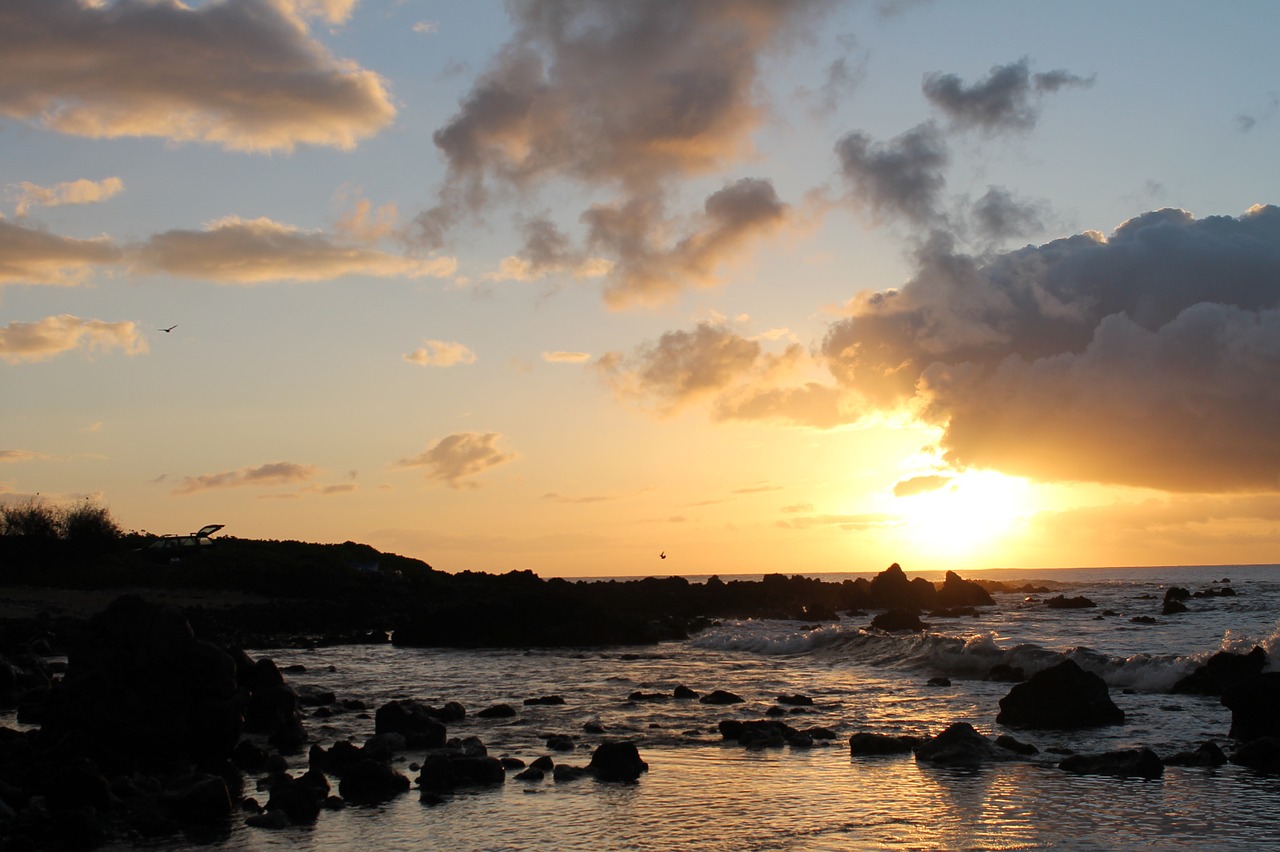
[2,0,1279,578]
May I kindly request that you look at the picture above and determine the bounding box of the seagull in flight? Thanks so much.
[159,325,178,333]
[659,551,666,559]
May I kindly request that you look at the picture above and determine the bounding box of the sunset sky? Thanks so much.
[3,0,1279,577]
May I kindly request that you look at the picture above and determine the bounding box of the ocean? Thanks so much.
[117,565,1280,849]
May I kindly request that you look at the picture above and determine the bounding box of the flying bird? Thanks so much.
[159,325,177,333]
[659,551,666,559]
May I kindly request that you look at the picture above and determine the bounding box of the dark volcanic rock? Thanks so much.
[849,732,918,756]
[935,571,995,608]
[524,695,565,706]
[985,664,1026,683]
[1172,647,1268,696]
[374,700,446,748]
[1231,737,1280,773]
[338,759,410,804]
[869,563,936,611]
[587,741,649,782]
[1164,741,1227,768]
[915,723,1011,765]
[720,719,812,749]
[1162,600,1189,615]
[995,734,1038,756]
[417,754,505,793]
[1046,595,1096,609]
[673,685,699,699]
[162,773,234,823]
[1222,672,1280,741]
[1059,747,1164,779]
[699,689,744,705]
[476,703,517,719]
[996,660,1124,729]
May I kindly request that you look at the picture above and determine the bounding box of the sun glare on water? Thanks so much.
[897,470,1032,561]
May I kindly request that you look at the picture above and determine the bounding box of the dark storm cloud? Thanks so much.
[821,205,1280,492]
[835,123,949,225]
[922,58,1093,134]
[0,0,394,152]
[972,186,1047,241]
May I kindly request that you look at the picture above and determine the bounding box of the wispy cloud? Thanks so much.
[132,216,456,284]
[396,432,516,489]
[173,461,318,494]
[11,177,123,216]
[0,315,146,364]
[541,351,591,364]
[403,340,477,367]
[0,219,122,286]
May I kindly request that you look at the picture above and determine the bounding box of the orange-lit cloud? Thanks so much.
[777,512,897,531]
[397,432,515,489]
[0,219,122,286]
[893,474,952,497]
[403,340,477,367]
[822,206,1280,492]
[11,177,123,216]
[0,315,146,364]
[541,351,591,364]
[132,216,456,283]
[173,461,318,494]
[598,322,850,427]
[0,450,55,463]
[0,0,394,152]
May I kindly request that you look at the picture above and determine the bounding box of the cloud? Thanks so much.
[403,339,477,367]
[11,177,123,216]
[413,20,439,35]
[132,216,456,284]
[922,58,1093,134]
[333,197,400,245]
[1236,92,1278,133]
[396,432,515,488]
[777,512,897,531]
[0,0,394,152]
[586,178,792,307]
[541,351,591,364]
[412,1,829,304]
[0,218,122,285]
[968,186,1049,243]
[597,321,849,427]
[0,315,147,364]
[892,474,951,497]
[821,206,1280,492]
[835,123,949,226]
[173,461,318,494]
[0,450,55,463]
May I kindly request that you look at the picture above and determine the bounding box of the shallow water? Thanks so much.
[80,565,1280,849]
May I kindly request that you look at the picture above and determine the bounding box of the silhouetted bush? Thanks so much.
[63,500,123,547]
[0,498,61,539]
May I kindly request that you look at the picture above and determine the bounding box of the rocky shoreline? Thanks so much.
[0,562,1277,849]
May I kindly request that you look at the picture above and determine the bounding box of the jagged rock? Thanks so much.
[673,685,699,699]
[699,689,744,705]
[417,755,505,793]
[374,700,446,748]
[935,571,995,608]
[1163,600,1189,615]
[1222,673,1280,741]
[997,660,1124,729]
[869,563,936,610]
[1059,747,1164,779]
[915,723,1011,765]
[1046,595,1096,609]
[1172,647,1268,696]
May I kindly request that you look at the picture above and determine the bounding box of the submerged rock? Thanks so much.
[915,723,1011,765]
[1059,747,1164,779]
[1164,741,1227,767]
[871,609,928,632]
[338,759,411,804]
[848,732,918,756]
[1046,595,1096,610]
[699,689,744,705]
[996,659,1124,729]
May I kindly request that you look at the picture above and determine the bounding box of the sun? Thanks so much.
[895,470,1031,562]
